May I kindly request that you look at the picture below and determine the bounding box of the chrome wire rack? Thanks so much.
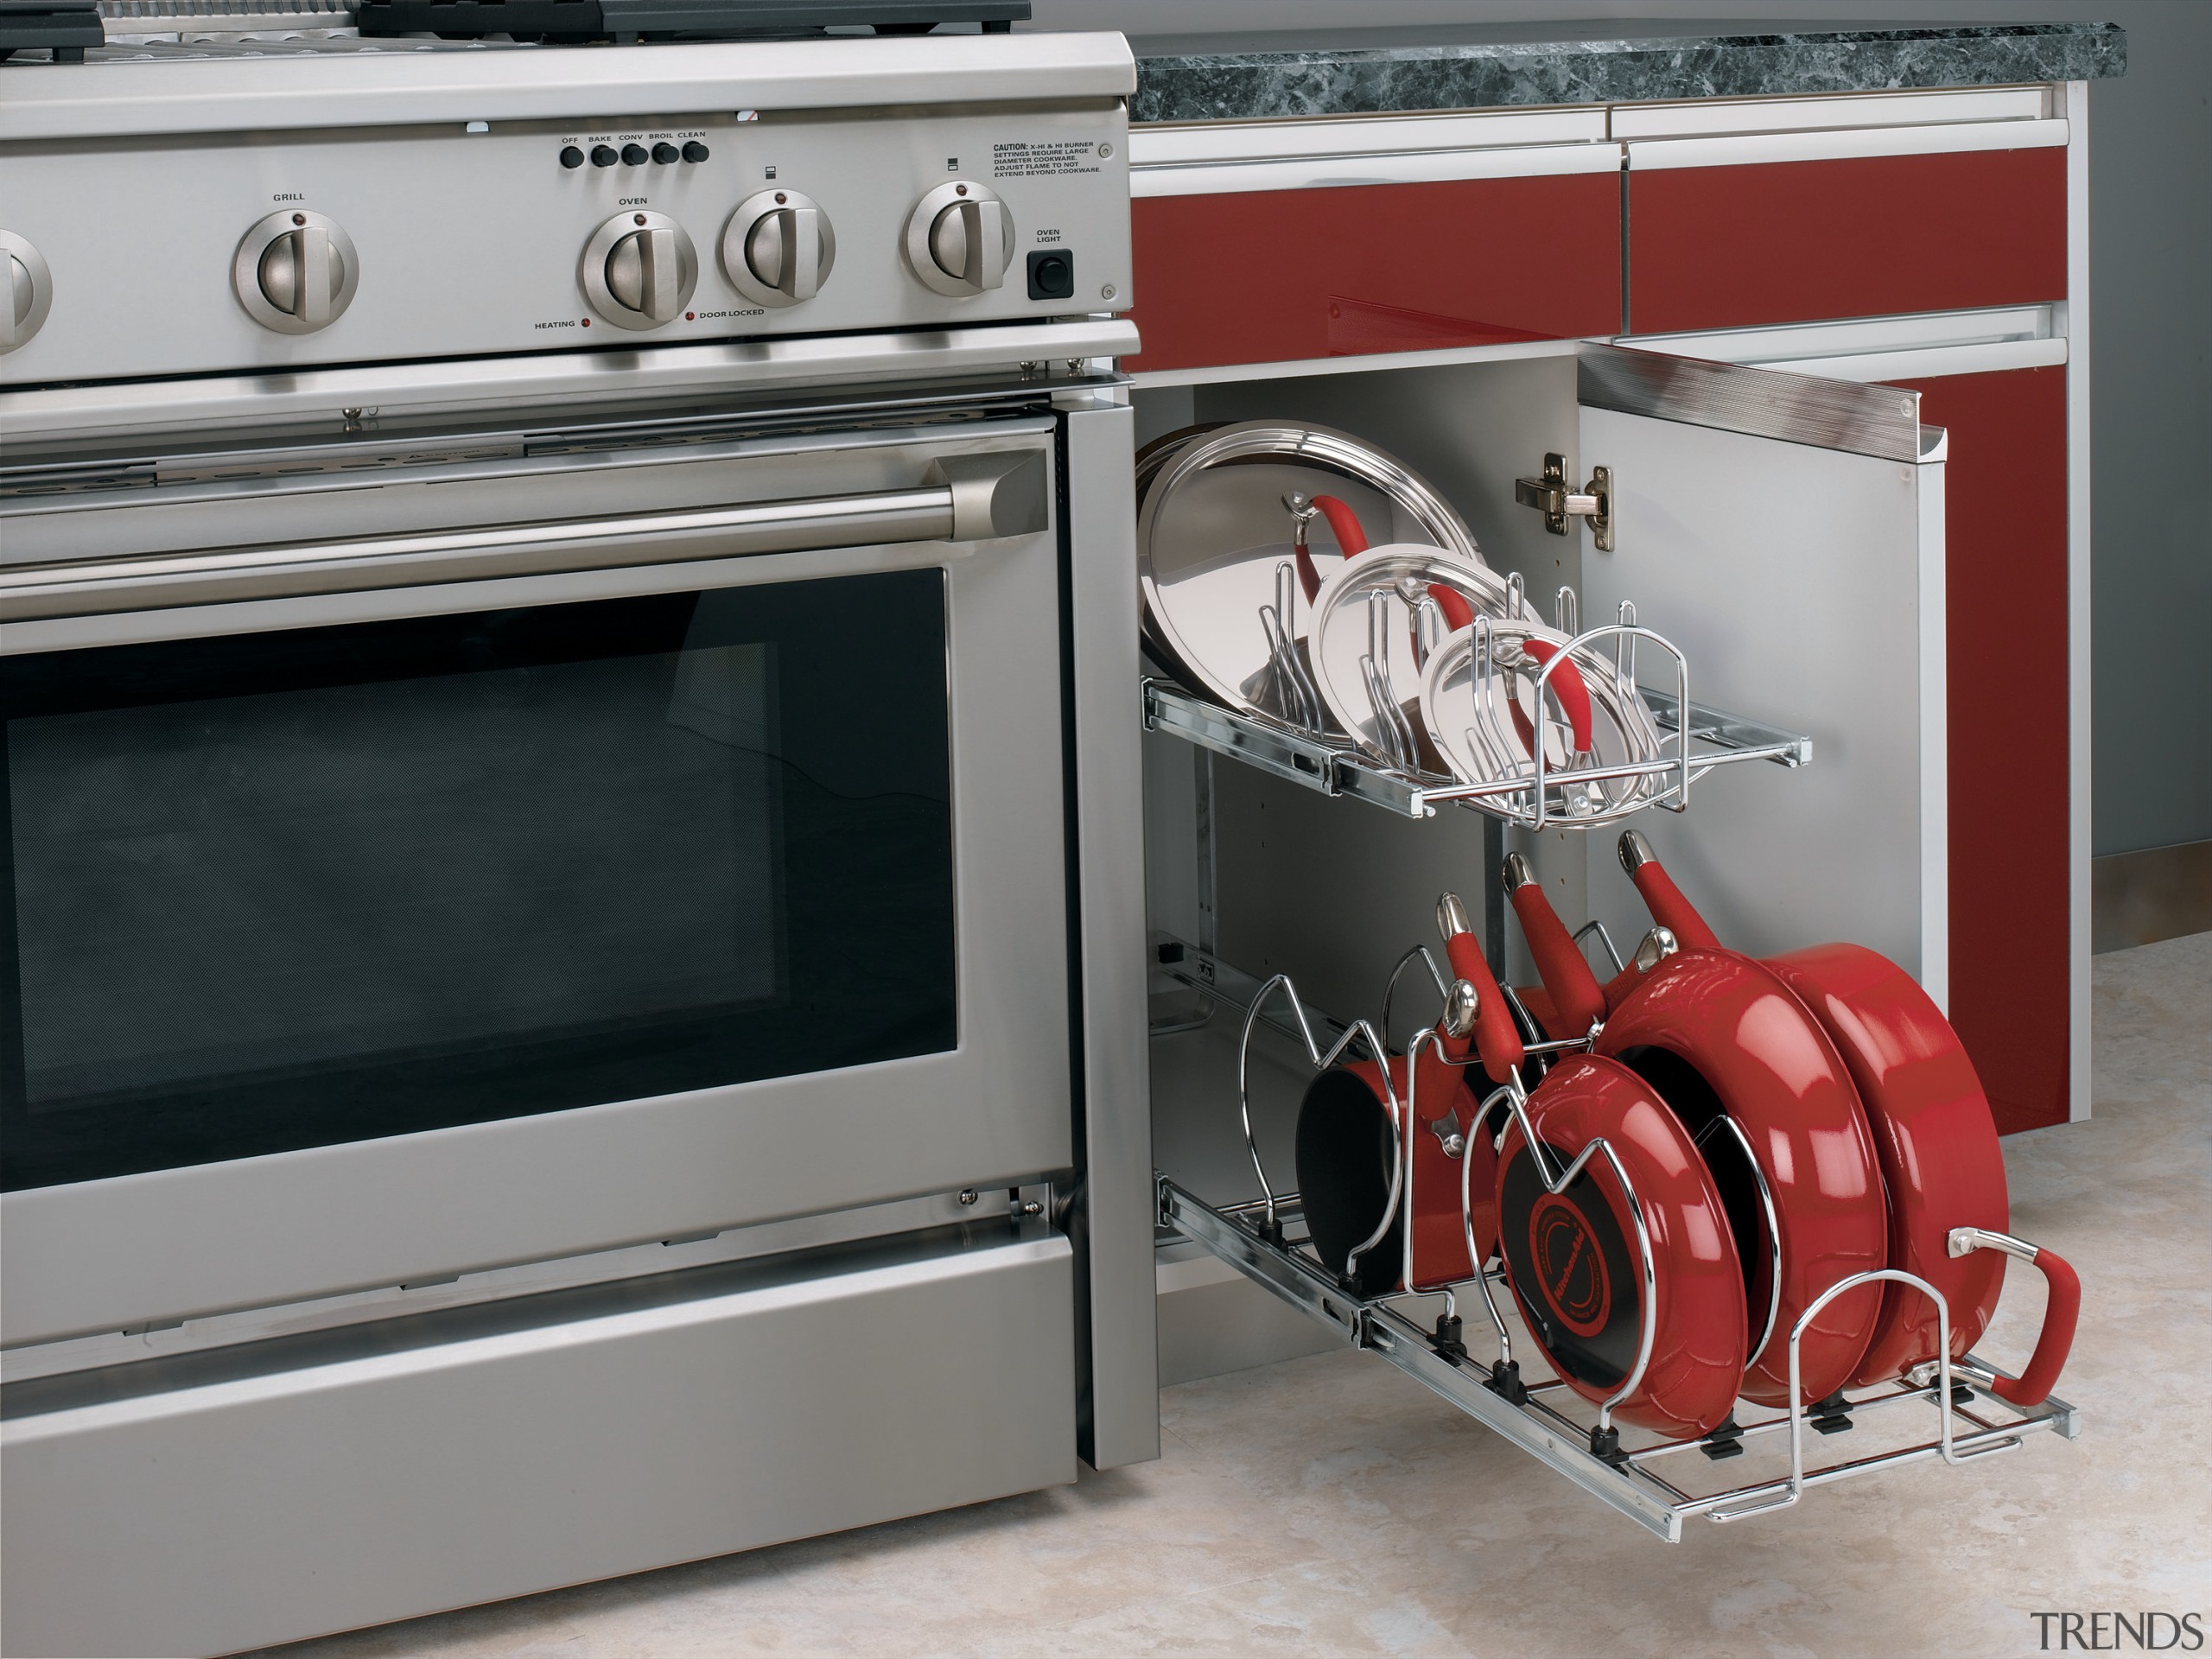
[1152,954,2080,1541]
[1147,572,1812,830]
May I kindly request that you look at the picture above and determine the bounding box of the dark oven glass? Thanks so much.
[1,570,956,1191]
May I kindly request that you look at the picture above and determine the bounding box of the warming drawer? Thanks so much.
[2,1224,1077,1658]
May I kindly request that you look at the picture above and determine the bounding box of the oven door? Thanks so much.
[0,414,1071,1346]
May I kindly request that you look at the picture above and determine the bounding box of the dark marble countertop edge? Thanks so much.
[1131,22,2126,127]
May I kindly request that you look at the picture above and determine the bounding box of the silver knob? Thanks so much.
[905,181,1013,298]
[0,231,54,354]
[580,211,697,330]
[720,189,836,308]
[232,211,359,334]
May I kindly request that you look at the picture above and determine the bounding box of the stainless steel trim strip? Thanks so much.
[0,318,1143,449]
[0,34,1138,142]
[1577,340,1922,462]
[1061,402,1160,1471]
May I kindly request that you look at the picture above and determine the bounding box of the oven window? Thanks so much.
[1,571,956,1191]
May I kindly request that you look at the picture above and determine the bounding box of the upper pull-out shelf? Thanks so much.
[1144,677,1809,823]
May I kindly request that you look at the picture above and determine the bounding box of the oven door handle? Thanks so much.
[0,448,1048,621]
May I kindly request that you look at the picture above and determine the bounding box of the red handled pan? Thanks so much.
[1294,1021,1492,1300]
[1439,894,1747,1442]
[1611,832,2080,1406]
[1504,861,1889,1410]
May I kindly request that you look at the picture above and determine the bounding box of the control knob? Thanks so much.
[0,231,54,354]
[580,211,698,330]
[720,189,836,308]
[904,181,1014,298]
[233,211,359,334]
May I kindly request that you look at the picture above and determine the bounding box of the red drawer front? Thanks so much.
[1128,172,1622,373]
[1898,365,2071,1134]
[1630,148,2068,334]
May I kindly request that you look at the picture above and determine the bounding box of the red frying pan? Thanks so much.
[1612,833,2080,1407]
[1440,895,1746,1441]
[1504,862,1889,1410]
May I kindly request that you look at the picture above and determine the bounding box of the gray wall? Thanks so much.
[1034,1,2212,857]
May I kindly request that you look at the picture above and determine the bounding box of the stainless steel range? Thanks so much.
[0,26,1153,1657]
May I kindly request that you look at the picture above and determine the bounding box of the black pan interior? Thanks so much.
[1294,1066,1402,1299]
[1613,1045,1766,1347]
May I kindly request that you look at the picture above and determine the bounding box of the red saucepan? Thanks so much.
[1505,859,1889,1410]
[1611,832,2080,1407]
[1294,1025,1491,1300]
[1440,893,1747,1441]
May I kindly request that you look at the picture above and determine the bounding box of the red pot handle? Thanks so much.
[1503,855,1605,1038]
[1617,829,1721,952]
[1286,493,1368,606]
[1309,493,1369,556]
[1436,892,1523,1085]
[1521,639,1593,754]
[1951,1230,2080,1408]
[1427,583,1477,632]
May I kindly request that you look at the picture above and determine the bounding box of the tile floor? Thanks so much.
[261,933,2212,1659]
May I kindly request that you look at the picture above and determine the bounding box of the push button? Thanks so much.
[1026,247,1074,301]
[652,142,680,164]
[621,143,650,166]
[591,144,620,168]
[560,145,586,169]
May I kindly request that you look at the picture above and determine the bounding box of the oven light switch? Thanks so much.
[1026,248,1073,302]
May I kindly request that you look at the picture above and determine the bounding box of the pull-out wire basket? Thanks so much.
[1153,955,2080,1541]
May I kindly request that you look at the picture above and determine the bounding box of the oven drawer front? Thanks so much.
[2,1230,1076,1659]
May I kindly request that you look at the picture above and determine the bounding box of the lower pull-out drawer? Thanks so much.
[3,1225,1075,1659]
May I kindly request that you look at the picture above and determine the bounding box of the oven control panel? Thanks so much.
[0,102,1130,385]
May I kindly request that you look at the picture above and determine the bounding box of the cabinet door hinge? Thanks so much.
[1514,453,1615,551]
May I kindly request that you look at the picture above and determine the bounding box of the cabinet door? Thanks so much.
[1889,365,2071,1133]
[1575,346,1947,997]
[1128,166,1619,374]
[1626,135,2067,334]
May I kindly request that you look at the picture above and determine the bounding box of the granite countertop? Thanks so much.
[1128,21,2126,126]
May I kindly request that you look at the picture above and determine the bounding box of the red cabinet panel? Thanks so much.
[1128,172,1621,374]
[1630,148,2067,334]
[1897,366,2071,1134]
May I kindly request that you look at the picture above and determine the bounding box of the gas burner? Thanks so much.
[353,0,1027,44]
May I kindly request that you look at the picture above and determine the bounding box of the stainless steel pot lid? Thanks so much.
[1306,545,1514,769]
[1135,422,1484,724]
[1420,617,1668,820]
